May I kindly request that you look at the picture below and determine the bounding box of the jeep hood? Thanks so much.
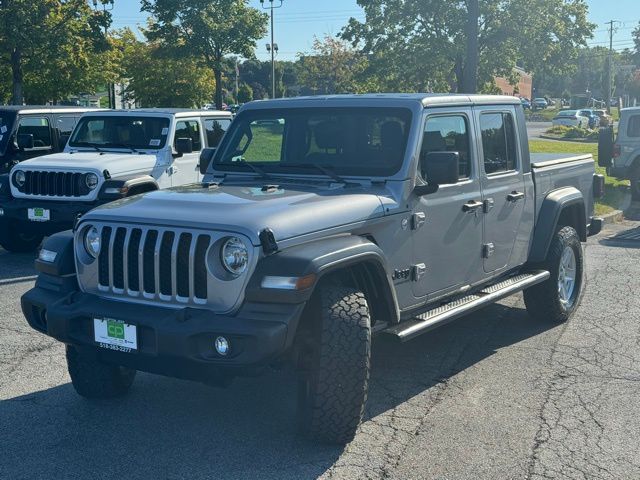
[15,151,160,176]
[84,183,391,245]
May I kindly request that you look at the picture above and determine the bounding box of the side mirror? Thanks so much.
[175,137,193,155]
[417,151,459,194]
[17,133,34,150]
[199,148,216,175]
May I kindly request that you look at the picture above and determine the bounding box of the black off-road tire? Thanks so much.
[524,226,584,323]
[66,346,136,398]
[0,228,43,253]
[630,163,640,201]
[297,284,371,444]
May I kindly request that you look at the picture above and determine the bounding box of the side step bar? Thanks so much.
[383,270,550,342]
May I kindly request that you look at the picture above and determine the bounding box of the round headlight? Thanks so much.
[14,170,25,187]
[84,226,101,258]
[85,173,99,190]
[221,237,248,275]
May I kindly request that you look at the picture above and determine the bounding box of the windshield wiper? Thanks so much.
[104,143,139,154]
[72,142,103,152]
[285,163,349,184]
[232,159,272,179]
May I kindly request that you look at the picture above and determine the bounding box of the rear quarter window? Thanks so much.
[627,115,640,138]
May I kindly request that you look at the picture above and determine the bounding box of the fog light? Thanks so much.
[215,336,230,356]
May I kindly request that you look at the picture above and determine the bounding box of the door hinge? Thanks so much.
[483,198,494,213]
[412,212,426,230]
[412,263,427,281]
[482,243,495,258]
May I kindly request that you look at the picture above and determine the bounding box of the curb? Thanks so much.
[600,210,624,225]
[538,135,597,144]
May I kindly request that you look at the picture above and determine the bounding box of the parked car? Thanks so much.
[0,105,98,174]
[581,109,600,129]
[593,109,612,127]
[552,110,591,128]
[520,97,531,110]
[532,98,548,109]
[21,94,603,444]
[0,108,232,252]
[600,106,640,200]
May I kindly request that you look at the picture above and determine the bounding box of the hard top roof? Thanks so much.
[241,93,522,111]
[0,105,98,114]
[81,108,231,117]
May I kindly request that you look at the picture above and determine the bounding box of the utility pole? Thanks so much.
[260,0,283,99]
[92,0,115,109]
[605,20,619,114]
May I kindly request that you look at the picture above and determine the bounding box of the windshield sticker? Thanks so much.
[149,139,161,147]
[0,125,6,133]
[161,128,169,136]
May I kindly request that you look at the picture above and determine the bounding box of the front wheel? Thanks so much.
[66,346,136,398]
[524,226,584,323]
[0,227,43,253]
[297,284,371,444]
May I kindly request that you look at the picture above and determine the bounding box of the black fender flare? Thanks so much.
[35,230,76,277]
[98,175,159,200]
[528,187,586,263]
[245,235,400,324]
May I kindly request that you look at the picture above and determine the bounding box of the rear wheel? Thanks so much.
[0,228,43,253]
[297,283,371,444]
[524,226,584,323]
[66,346,136,398]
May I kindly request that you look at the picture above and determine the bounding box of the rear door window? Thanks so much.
[56,116,77,136]
[204,118,231,147]
[479,112,518,175]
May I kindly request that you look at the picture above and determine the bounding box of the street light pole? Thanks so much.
[260,0,283,99]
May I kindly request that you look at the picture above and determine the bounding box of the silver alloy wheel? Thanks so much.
[558,246,577,306]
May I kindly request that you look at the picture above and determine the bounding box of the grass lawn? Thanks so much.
[529,139,628,216]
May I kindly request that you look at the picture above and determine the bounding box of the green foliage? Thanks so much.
[342,0,594,93]
[237,83,253,103]
[544,125,599,141]
[297,36,371,95]
[141,0,268,108]
[117,30,214,108]
[0,0,113,104]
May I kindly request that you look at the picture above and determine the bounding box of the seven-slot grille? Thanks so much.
[97,226,211,304]
[20,170,87,197]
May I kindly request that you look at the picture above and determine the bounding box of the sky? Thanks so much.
[109,0,640,61]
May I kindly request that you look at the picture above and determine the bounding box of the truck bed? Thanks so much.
[530,152,596,223]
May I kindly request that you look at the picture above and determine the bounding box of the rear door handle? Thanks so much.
[462,200,483,213]
[507,191,525,202]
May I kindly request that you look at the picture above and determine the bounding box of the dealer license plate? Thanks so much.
[28,208,50,222]
[94,318,138,352]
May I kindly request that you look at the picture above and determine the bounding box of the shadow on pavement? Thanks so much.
[0,247,38,282]
[0,300,557,480]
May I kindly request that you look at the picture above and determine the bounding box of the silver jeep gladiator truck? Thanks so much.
[21,94,604,444]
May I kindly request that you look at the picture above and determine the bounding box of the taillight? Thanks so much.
[613,144,621,158]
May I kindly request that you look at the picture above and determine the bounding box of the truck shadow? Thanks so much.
[0,301,555,480]
[0,247,38,282]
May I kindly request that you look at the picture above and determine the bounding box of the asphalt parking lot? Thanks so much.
[1,221,640,480]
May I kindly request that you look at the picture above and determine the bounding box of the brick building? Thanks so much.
[494,67,532,99]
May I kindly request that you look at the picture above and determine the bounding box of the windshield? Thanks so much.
[215,107,412,177]
[558,110,577,117]
[69,116,171,150]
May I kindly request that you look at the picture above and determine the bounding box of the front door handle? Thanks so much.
[462,200,483,213]
[507,191,525,202]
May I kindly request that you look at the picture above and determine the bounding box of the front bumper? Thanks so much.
[0,197,98,236]
[22,283,305,382]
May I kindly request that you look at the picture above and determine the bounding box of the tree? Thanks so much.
[141,0,268,109]
[118,30,214,108]
[0,0,111,104]
[342,0,594,94]
[237,82,253,103]
[297,36,369,95]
